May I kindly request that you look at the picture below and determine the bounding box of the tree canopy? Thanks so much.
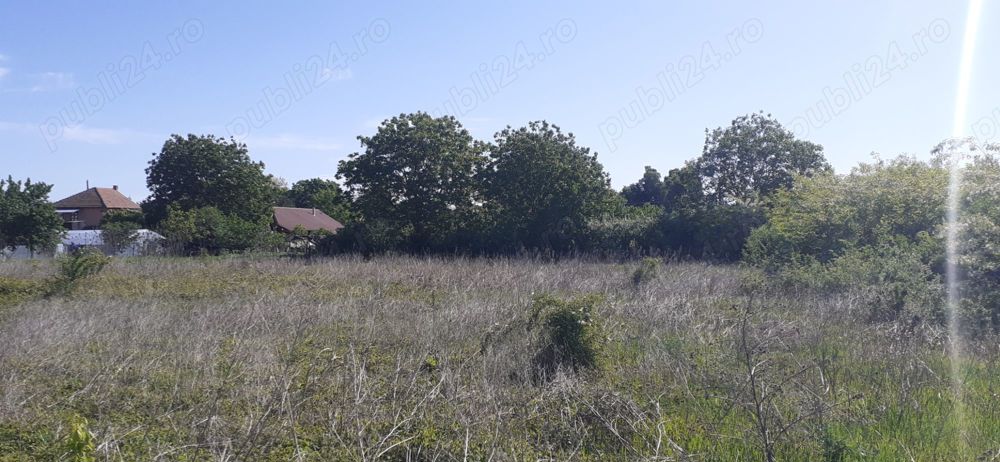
[621,166,667,207]
[480,121,618,251]
[697,112,830,205]
[0,177,64,254]
[144,134,274,225]
[337,112,484,251]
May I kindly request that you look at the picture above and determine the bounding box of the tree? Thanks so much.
[621,166,667,206]
[481,121,617,252]
[100,210,144,255]
[337,112,484,251]
[0,177,64,255]
[144,134,274,225]
[286,178,353,223]
[698,112,830,205]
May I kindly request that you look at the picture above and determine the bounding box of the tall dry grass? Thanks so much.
[0,256,997,460]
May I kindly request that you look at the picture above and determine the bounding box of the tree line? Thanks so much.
[132,111,830,257]
[8,110,1000,327]
[0,110,924,260]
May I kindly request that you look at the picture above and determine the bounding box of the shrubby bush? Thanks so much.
[631,257,661,287]
[50,247,112,295]
[159,206,282,255]
[744,151,1000,330]
[957,153,1000,331]
[582,205,662,257]
[528,294,605,377]
[745,156,947,270]
[100,210,144,254]
[661,202,765,261]
[774,237,943,322]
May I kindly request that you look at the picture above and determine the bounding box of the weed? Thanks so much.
[631,257,661,287]
[65,415,95,462]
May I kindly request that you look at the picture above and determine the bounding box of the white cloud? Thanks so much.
[321,67,353,81]
[0,68,8,79]
[247,134,342,152]
[30,72,75,92]
[63,125,129,144]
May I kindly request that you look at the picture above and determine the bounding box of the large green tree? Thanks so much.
[285,178,353,223]
[621,166,667,207]
[0,177,64,254]
[337,112,484,251]
[144,134,274,225]
[698,112,830,205]
[481,121,617,251]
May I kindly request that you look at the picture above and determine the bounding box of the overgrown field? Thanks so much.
[1,256,998,460]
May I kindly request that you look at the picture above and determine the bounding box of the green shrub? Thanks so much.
[583,205,663,257]
[66,414,95,462]
[58,247,110,282]
[776,239,943,323]
[631,257,661,287]
[159,206,280,255]
[50,247,111,295]
[528,294,605,377]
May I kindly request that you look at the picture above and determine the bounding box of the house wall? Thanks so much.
[77,208,106,229]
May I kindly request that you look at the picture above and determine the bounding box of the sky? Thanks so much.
[1,1,997,202]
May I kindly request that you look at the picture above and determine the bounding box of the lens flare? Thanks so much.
[947,0,983,454]
[953,0,984,137]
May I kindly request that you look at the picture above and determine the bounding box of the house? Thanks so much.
[272,207,344,236]
[52,185,141,230]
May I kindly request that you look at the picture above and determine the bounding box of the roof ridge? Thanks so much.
[95,187,109,208]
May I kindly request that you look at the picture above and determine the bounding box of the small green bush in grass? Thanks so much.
[528,294,605,377]
[631,257,661,287]
[65,414,95,462]
[50,247,111,295]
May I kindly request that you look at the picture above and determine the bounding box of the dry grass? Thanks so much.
[0,256,998,460]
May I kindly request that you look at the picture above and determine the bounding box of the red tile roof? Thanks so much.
[273,207,344,234]
[53,187,141,210]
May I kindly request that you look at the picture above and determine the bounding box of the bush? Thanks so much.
[58,247,111,283]
[583,205,663,257]
[47,247,111,295]
[159,206,280,255]
[631,257,661,287]
[528,294,605,377]
[775,238,943,323]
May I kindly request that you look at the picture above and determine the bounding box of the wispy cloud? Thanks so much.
[62,125,130,144]
[1,121,153,146]
[0,121,35,133]
[247,134,342,152]
[322,67,353,81]
[30,72,75,92]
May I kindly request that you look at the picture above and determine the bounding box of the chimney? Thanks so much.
[113,185,118,191]
[86,180,90,189]
[311,208,316,216]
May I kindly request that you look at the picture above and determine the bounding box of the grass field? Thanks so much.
[1,256,998,460]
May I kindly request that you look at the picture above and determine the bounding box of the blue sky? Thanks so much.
[1,1,996,202]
